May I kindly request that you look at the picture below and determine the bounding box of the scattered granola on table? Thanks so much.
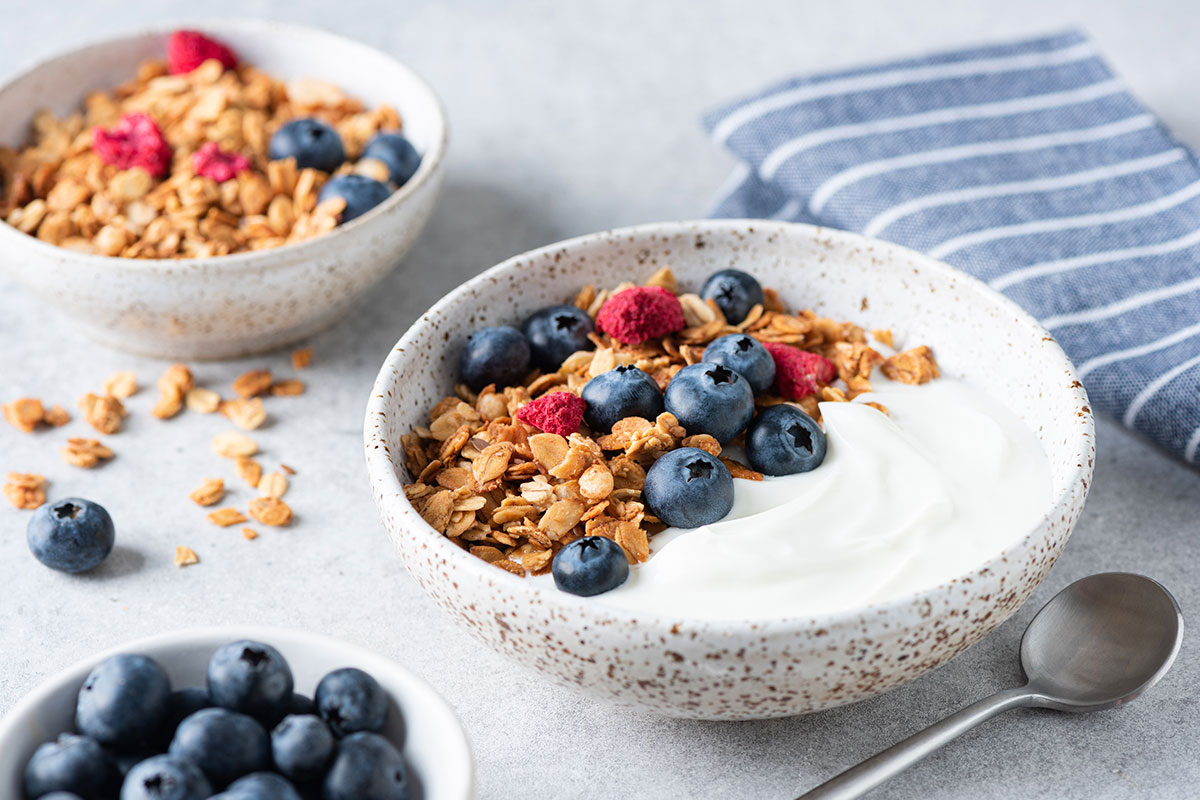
[4,473,47,510]
[0,30,422,258]
[400,267,940,586]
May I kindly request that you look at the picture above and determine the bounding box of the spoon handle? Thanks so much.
[796,687,1034,800]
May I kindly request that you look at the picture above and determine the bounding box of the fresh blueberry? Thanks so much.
[459,326,531,392]
[23,733,119,800]
[643,447,734,528]
[664,363,755,444]
[362,132,421,186]
[551,537,629,596]
[287,693,316,715]
[315,668,389,737]
[268,119,345,172]
[703,334,776,394]
[160,688,211,745]
[700,269,764,324]
[222,772,302,800]
[120,754,212,800]
[316,174,391,224]
[76,653,171,752]
[322,732,409,800]
[521,305,595,371]
[580,365,663,433]
[206,640,294,726]
[271,714,334,782]
[746,404,827,476]
[168,708,269,787]
[26,498,114,573]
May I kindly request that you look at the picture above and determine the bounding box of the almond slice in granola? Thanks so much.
[185,387,221,413]
[232,369,273,398]
[212,431,258,458]
[248,496,293,526]
[221,397,267,430]
[189,478,225,507]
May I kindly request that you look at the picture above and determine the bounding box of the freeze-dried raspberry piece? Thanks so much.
[191,142,250,182]
[167,30,238,75]
[763,342,836,400]
[595,286,685,345]
[516,391,586,437]
[91,113,172,177]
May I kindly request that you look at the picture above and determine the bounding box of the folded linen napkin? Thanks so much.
[706,30,1200,462]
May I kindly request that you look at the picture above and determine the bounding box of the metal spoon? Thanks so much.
[797,572,1184,800]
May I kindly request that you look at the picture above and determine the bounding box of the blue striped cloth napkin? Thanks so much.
[705,30,1200,463]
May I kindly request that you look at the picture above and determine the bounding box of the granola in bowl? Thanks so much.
[0,30,420,258]
[399,263,1052,619]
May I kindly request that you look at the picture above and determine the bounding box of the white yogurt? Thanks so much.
[543,375,1051,620]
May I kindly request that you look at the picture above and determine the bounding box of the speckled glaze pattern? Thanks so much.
[365,221,1095,721]
[0,20,447,360]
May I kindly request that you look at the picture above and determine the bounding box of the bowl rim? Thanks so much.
[0,624,474,798]
[364,218,1094,631]
[0,17,449,271]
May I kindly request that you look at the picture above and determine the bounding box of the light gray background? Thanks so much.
[2,2,1197,797]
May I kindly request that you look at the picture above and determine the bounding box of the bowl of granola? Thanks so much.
[0,20,447,360]
[364,220,1094,720]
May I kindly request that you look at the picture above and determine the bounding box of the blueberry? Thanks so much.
[270,714,334,782]
[23,733,119,800]
[287,693,316,715]
[663,363,755,444]
[322,732,408,800]
[26,498,114,573]
[317,174,391,224]
[76,653,171,752]
[120,754,212,800]
[746,404,827,476]
[268,119,345,172]
[459,326,531,392]
[703,334,776,394]
[521,305,595,371]
[551,537,629,596]
[168,708,269,787]
[579,365,663,433]
[700,269,764,324]
[362,132,421,186]
[160,688,211,745]
[206,640,294,726]
[222,772,302,800]
[643,447,734,528]
[315,668,389,737]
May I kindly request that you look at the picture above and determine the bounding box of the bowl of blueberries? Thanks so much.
[0,627,473,799]
[0,19,448,359]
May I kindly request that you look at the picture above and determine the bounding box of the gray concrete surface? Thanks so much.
[1,2,1198,797]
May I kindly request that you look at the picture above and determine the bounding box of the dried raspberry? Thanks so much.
[167,30,238,75]
[595,286,685,345]
[763,342,836,400]
[191,142,250,182]
[517,392,586,437]
[91,113,172,178]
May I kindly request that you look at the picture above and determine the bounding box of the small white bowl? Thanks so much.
[0,626,473,798]
[0,19,447,360]
[365,220,1095,721]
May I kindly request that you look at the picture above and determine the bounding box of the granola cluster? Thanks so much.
[402,268,939,577]
[0,53,402,257]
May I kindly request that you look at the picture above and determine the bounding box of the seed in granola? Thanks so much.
[61,438,114,469]
[212,431,258,458]
[3,472,47,510]
[232,369,273,398]
[3,398,45,433]
[79,392,125,435]
[280,463,296,475]
[185,387,221,413]
[207,507,247,527]
[248,496,293,526]
[258,472,288,498]
[189,478,225,507]
[578,463,615,502]
[102,371,139,399]
[174,546,200,567]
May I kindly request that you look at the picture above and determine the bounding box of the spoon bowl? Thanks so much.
[1022,572,1184,711]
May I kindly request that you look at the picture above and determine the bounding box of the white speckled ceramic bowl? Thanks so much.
[0,626,474,798]
[0,20,447,360]
[365,220,1095,720]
